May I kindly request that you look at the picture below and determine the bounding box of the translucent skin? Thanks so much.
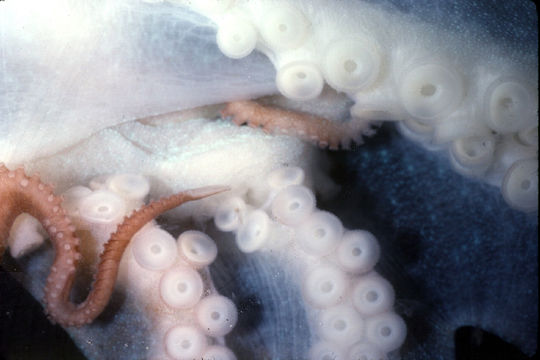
[0,163,226,326]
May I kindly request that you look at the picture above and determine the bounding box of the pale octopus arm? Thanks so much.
[0,163,227,327]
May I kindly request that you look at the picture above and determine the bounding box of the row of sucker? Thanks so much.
[213,166,406,360]
[174,0,538,213]
[66,173,238,360]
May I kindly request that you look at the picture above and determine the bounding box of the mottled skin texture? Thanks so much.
[0,163,226,327]
[222,100,373,150]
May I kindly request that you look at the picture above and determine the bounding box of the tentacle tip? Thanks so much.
[188,185,231,199]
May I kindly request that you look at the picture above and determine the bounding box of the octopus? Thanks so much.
[0,0,537,359]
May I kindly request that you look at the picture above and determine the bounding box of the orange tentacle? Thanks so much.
[0,163,228,326]
[222,100,368,150]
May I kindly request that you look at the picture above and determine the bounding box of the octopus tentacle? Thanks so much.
[222,100,373,150]
[0,162,228,327]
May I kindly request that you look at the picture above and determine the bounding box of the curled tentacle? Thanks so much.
[0,163,228,326]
